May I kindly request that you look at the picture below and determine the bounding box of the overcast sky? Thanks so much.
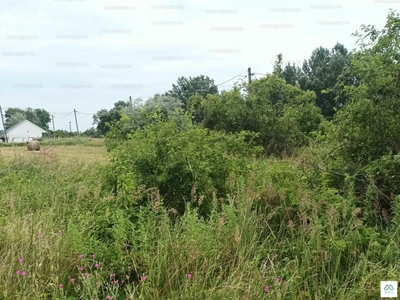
[1,0,397,131]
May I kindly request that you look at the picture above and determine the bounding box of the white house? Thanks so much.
[4,119,47,142]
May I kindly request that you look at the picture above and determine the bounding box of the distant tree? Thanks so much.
[34,108,51,130]
[298,43,350,118]
[82,127,101,137]
[281,62,302,86]
[5,107,51,130]
[5,108,24,120]
[165,75,219,110]
[50,129,78,138]
[6,112,26,129]
[144,95,184,119]
[93,100,133,135]
[200,74,323,155]
[25,108,41,127]
[272,53,283,77]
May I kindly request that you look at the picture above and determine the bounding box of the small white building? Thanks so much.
[4,119,47,142]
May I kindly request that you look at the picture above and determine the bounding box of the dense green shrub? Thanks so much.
[107,112,263,217]
[195,75,323,156]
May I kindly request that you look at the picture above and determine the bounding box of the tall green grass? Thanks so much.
[0,154,399,299]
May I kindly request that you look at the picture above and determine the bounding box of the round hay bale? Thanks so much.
[27,141,40,151]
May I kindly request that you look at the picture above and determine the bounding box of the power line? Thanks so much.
[76,111,95,115]
[53,111,73,118]
[216,73,246,86]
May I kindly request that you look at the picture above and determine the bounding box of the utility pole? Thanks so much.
[0,105,7,142]
[52,115,55,132]
[69,121,72,133]
[73,109,79,134]
[129,96,132,108]
[248,67,252,84]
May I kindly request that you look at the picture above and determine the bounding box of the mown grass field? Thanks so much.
[0,138,108,163]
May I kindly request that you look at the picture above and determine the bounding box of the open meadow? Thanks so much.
[0,138,108,163]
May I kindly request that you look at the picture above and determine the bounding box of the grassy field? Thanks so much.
[0,138,108,163]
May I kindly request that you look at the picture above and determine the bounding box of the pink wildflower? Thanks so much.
[92,254,96,258]
[79,266,83,271]
[96,282,99,285]
[58,231,62,235]
[85,273,90,278]
[79,254,83,259]
[106,296,112,299]
[21,271,26,276]
[58,284,63,288]
[110,273,115,278]
[18,258,23,263]
[70,278,75,283]
[141,276,146,282]
[264,285,269,293]
[187,273,193,279]
[16,270,20,275]
[275,277,281,282]
[113,280,119,285]
[95,263,100,268]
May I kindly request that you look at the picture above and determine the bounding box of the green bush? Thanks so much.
[107,112,263,217]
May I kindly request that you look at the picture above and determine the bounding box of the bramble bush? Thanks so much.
[105,112,263,217]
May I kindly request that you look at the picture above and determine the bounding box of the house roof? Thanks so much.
[7,119,47,133]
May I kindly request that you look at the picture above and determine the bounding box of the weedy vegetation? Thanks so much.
[1,12,400,300]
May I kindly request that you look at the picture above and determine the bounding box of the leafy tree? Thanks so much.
[165,75,219,110]
[24,108,41,127]
[93,100,134,135]
[6,112,26,129]
[199,75,323,156]
[281,62,302,86]
[331,10,400,166]
[34,108,51,130]
[82,127,102,137]
[272,53,283,77]
[4,108,24,121]
[298,43,350,118]
[143,95,184,119]
[325,9,400,223]
[5,107,51,130]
